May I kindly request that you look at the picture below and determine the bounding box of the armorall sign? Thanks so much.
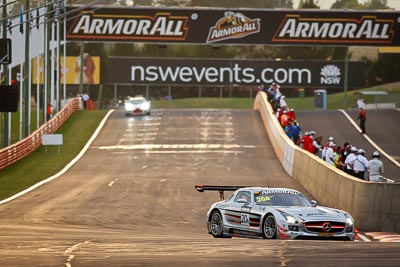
[66,6,400,46]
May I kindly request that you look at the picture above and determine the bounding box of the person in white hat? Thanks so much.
[344,146,357,175]
[357,98,365,109]
[353,149,369,180]
[324,142,336,165]
[279,95,287,110]
[368,151,384,182]
[322,136,335,160]
[309,130,322,156]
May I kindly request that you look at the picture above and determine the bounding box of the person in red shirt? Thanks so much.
[47,103,52,121]
[280,110,290,128]
[287,108,296,123]
[357,108,367,134]
[299,132,313,153]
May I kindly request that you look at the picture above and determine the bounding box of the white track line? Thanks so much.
[0,110,115,205]
[357,233,371,242]
[339,109,400,167]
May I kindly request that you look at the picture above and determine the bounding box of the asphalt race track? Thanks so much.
[296,109,400,182]
[0,109,399,266]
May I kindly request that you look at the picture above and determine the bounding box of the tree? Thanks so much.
[298,0,320,9]
[360,0,391,10]
[189,0,293,8]
[364,54,400,86]
[330,0,390,10]
[330,0,360,9]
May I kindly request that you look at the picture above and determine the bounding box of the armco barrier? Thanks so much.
[253,91,400,231]
[0,98,81,171]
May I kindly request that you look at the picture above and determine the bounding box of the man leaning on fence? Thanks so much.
[368,151,384,182]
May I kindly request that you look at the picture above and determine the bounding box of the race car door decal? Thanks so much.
[240,213,250,226]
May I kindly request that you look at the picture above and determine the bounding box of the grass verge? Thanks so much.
[0,110,107,201]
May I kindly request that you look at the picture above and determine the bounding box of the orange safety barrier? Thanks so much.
[0,98,81,171]
[86,100,97,110]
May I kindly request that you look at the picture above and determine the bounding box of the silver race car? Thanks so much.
[195,185,355,241]
[124,96,151,116]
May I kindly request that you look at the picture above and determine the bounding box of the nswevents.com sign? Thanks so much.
[105,58,365,89]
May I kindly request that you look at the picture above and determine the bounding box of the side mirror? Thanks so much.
[311,200,317,207]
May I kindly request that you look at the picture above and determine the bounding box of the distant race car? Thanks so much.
[195,184,355,241]
[124,96,151,116]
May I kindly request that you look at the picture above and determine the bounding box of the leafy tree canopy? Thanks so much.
[298,0,320,9]
[330,0,391,10]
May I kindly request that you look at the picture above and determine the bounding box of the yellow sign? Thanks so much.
[32,54,100,85]
[378,47,400,53]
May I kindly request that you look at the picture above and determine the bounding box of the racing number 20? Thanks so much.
[241,213,250,226]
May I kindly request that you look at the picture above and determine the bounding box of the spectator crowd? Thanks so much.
[260,82,384,182]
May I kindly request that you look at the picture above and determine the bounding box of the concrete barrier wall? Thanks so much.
[365,103,396,109]
[254,91,400,232]
[253,92,294,176]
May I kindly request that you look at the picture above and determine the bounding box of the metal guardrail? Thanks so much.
[380,176,395,183]
[0,98,81,171]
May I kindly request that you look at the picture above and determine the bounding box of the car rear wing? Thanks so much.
[194,184,252,200]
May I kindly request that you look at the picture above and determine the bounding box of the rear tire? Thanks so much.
[262,214,277,239]
[209,210,224,238]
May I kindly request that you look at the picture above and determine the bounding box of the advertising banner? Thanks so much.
[66,6,400,46]
[105,57,365,89]
[32,55,101,85]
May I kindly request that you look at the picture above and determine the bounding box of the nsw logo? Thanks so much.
[320,65,341,85]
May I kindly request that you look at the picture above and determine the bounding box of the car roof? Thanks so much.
[127,96,146,100]
[238,187,301,194]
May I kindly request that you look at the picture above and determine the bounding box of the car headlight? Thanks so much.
[141,102,150,110]
[281,212,298,224]
[125,103,134,111]
[286,215,298,224]
[346,217,354,226]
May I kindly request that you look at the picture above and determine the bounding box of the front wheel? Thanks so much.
[262,214,277,239]
[209,210,224,238]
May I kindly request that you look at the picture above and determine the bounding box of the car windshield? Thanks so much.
[128,99,146,104]
[253,189,312,207]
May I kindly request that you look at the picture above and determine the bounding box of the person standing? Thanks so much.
[287,108,296,123]
[279,95,288,110]
[368,151,384,182]
[309,130,322,156]
[82,93,90,110]
[291,122,302,144]
[357,107,367,134]
[357,98,365,109]
[284,122,294,140]
[47,103,52,121]
[353,149,369,180]
[344,146,357,176]
[322,136,335,160]
[324,142,336,165]
[299,132,312,152]
[280,110,290,128]
[334,146,344,169]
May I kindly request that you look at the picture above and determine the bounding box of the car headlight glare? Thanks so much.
[141,102,150,110]
[125,103,134,111]
[286,215,298,224]
[346,217,354,226]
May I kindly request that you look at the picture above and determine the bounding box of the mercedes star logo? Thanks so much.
[323,222,332,232]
